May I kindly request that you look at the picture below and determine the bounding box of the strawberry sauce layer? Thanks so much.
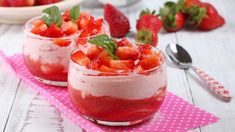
[24,55,67,81]
[69,84,167,122]
[23,38,77,82]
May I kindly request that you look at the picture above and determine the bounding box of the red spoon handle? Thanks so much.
[192,67,232,102]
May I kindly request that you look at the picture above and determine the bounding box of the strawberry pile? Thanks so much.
[104,4,161,47]
[71,34,163,75]
[31,6,104,46]
[103,1,225,48]
[31,6,79,38]
[159,0,225,32]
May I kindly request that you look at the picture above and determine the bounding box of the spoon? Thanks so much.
[166,43,232,102]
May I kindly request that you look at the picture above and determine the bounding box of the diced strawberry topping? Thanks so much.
[77,12,91,30]
[86,45,104,60]
[140,48,160,60]
[62,10,70,22]
[31,20,48,35]
[77,38,88,45]
[139,57,160,70]
[115,46,139,60]
[78,16,104,38]
[99,65,117,73]
[71,51,91,67]
[72,37,164,76]
[33,19,45,27]
[99,56,112,67]
[115,38,133,47]
[61,21,78,35]
[42,24,64,38]
[109,60,134,70]
[53,38,71,47]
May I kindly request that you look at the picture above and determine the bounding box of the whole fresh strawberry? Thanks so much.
[198,3,225,30]
[160,1,186,32]
[136,29,158,47]
[136,9,162,33]
[181,0,225,30]
[104,4,130,38]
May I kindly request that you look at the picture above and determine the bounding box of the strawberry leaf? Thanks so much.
[42,6,62,27]
[139,8,157,17]
[88,34,119,60]
[70,5,80,22]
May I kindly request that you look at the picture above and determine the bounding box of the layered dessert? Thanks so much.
[68,35,167,126]
[23,6,108,86]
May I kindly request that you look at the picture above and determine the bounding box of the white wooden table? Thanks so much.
[0,0,235,132]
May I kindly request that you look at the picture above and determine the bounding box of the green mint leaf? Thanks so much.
[42,6,62,27]
[88,34,119,60]
[70,5,80,22]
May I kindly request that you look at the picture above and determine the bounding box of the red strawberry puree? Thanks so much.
[68,42,167,126]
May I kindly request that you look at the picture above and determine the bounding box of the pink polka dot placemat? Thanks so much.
[0,52,219,132]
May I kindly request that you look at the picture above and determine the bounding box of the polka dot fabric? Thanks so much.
[0,52,219,132]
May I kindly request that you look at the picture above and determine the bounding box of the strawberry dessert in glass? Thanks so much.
[23,5,108,86]
[68,34,167,126]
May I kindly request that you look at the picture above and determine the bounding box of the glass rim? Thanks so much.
[69,43,166,76]
[24,15,110,41]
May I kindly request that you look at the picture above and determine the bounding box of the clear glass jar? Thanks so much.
[23,16,78,87]
[68,46,167,126]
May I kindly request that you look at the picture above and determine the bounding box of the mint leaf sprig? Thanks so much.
[42,6,62,27]
[70,5,80,22]
[88,34,119,60]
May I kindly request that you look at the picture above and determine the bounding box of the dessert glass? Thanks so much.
[23,16,78,87]
[68,46,167,126]
[23,16,110,87]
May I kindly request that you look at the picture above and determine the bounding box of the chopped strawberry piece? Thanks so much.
[33,19,45,27]
[87,45,104,60]
[99,56,112,67]
[72,51,91,67]
[47,24,64,38]
[139,44,152,52]
[139,48,160,60]
[115,46,139,60]
[53,38,71,47]
[89,61,100,70]
[62,10,70,22]
[31,23,48,35]
[77,38,88,45]
[109,60,134,70]
[79,29,89,38]
[87,17,103,36]
[61,21,78,35]
[99,65,117,73]
[116,38,133,47]
[139,57,160,70]
[77,12,91,30]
